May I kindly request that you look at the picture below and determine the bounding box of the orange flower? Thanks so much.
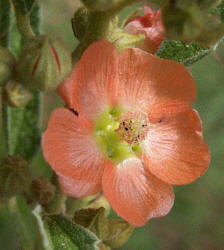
[42,41,210,227]
[124,5,164,54]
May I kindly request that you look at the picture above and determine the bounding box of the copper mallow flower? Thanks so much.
[42,41,210,227]
[124,5,164,54]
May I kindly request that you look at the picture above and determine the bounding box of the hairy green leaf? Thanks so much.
[33,210,100,250]
[2,90,43,161]
[156,40,210,66]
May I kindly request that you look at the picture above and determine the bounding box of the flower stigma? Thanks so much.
[94,107,149,163]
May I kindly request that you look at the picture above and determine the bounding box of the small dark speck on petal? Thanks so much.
[69,108,79,116]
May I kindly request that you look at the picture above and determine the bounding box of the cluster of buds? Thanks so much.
[0,47,32,108]
[0,35,72,108]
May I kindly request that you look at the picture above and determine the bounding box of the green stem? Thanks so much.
[14,8,36,40]
[1,2,43,162]
[72,11,111,63]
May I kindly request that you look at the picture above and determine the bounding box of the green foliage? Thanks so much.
[0,3,43,161]
[7,196,39,249]
[74,208,134,248]
[213,0,224,21]
[12,0,36,15]
[2,90,43,161]
[156,40,210,66]
[0,0,10,46]
[34,211,100,250]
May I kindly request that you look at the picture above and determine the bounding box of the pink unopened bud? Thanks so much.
[124,5,164,54]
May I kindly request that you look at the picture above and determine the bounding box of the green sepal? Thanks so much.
[73,208,134,249]
[103,219,134,248]
[73,207,110,241]
[109,29,145,51]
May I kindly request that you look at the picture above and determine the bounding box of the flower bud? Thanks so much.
[72,7,89,41]
[124,5,164,54]
[3,80,33,108]
[0,155,31,198]
[16,35,72,91]
[162,1,204,41]
[0,47,16,86]
[30,177,56,205]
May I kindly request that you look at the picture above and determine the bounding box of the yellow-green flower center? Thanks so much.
[94,107,148,163]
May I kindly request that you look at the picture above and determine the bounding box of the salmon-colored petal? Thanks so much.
[57,41,119,121]
[42,108,106,187]
[102,157,174,227]
[143,27,164,54]
[58,174,100,198]
[118,48,196,122]
[57,70,76,108]
[143,109,210,185]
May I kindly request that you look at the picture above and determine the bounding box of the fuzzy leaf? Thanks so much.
[2,90,43,161]
[156,40,210,66]
[33,211,100,250]
[157,1,224,65]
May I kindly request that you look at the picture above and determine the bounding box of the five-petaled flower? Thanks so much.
[125,5,164,54]
[42,41,210,227]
